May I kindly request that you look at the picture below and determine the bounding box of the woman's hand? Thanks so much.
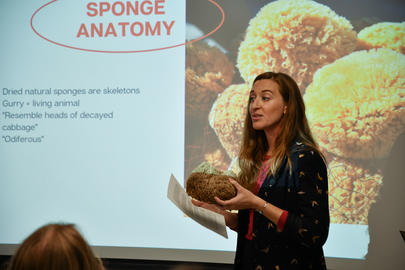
[191,199,225,215]
[191,199,238,230]
[214,179,262,211]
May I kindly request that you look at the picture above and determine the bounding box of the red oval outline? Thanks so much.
[30,0,225,53]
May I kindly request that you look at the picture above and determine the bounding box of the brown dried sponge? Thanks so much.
[186,172,237,204]
[237,0,357,91]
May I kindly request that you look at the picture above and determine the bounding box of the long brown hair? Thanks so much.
[238,72,321,188]
[7,223,104,270]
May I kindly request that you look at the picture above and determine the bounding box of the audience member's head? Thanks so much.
[7,223,104,270]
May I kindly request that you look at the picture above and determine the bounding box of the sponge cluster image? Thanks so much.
[237,0,357,91]
[186,0,405,224]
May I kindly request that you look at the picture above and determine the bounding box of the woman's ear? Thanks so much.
[283,106,287,114]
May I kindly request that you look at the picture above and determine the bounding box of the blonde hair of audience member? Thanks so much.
[7,223,104,270]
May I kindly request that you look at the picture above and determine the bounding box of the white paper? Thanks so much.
[167,174,228,239]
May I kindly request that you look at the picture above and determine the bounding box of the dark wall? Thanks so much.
[0,256,233,270]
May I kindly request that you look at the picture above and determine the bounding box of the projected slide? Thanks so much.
[1,0,404,265]
[1,0,239,255]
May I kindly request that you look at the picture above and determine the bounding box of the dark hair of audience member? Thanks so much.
[7,223,104,270]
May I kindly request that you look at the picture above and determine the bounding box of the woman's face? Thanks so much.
[249,79,286,133]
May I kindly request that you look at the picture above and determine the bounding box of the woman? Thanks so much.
[7,223,105,270]
[193,72,329,269]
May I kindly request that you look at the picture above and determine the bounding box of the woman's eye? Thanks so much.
[262,96,270,101]
[249,96,255,102]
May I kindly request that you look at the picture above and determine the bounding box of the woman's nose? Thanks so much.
[251,98,261,109]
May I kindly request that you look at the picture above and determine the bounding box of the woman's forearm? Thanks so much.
[224,211,238,231]
[252,196,284,228]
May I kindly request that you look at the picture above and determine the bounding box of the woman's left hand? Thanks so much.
[215,179,262,210]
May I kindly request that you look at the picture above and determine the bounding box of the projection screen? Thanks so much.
[1,0,404,269]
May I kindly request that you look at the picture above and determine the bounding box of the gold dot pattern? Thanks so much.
[234,146,329,269]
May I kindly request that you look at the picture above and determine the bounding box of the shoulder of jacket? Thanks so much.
[290,141,311,155]
[290,142,323,163]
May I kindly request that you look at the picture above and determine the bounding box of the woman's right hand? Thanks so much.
[191,199,238,231]
[191,199,224,214]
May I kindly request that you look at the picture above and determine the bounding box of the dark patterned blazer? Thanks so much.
[234,141,330,270]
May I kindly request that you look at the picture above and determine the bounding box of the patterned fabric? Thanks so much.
[234,142,329,270]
